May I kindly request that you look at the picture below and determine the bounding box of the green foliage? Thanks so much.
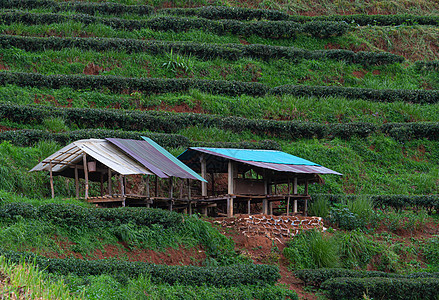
[271,84,439,104]
[0,0,154,16]
[162,49,194,74]
[0,10,349,39]
[321,277,439,300]
[422,237,439,269]
[1,103,438,142]
[336,231,379,269]
[0,249,280,287]
[329,203,368,230]
[64,273,298,300]
[294,268,439,288]
[283,230,339,269]
[0,34,404,65]
[308,196,330,218]
[42,117,69,133]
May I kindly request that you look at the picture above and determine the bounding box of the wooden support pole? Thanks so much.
[107,168,112,196]
[247,199,251,215]
[269,201,273,215]
[74,165,79,199]
[211,172,215,195]
[82,153,89,200]
[228,160,234,195]
[227,195,233,217]
[100,172,104,196]
[286,178,291,216]
[293,177,298,213]
[304,180,309,216]
[155,176,158,197]
[262,199,268,215]
[200,156,207,196]
[169,177,173,199]
[49,161,54,199]
[179,178,183,199]
[305,180,309,195]
[145,175,150,198]
[187,178,192,216]
[119,175,125,196]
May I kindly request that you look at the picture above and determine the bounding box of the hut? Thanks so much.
[30,137,206,211]
[177,148,342,217]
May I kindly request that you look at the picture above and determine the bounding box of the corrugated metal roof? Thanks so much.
[178,147,342,176]
[30,139,154,176]
[192,148,319,166]
[107,137,206,182]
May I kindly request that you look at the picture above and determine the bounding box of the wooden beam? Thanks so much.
[247,199,251,214]
[200,155,207,196]
[82,153,89,200]
[107,168,112,196]
[74,165,79,199]
[49,161,54,199]
[262,199,268,214]
[228,160,234,195]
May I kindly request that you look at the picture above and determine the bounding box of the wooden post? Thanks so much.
[211,172,215,195]
[145,175,150,198]
[49,161,54,199]
[262,199,268,214]
[155,175,159,197]
[74,165,79,199]
[293,177,298,213]
[187,178,192,216]
[83,153,89,200]
[119,175,125,196]
[269,201,273,215]
[200,155,207,197]
[179,179,183,199]
[227,195,233,217]
[169,177,173,199]
[228,160,234,195]
[247,199,251,214]
[107,168,112,196]
[286,178,291,216]
[305,180,309,195]
[100,172,104,196]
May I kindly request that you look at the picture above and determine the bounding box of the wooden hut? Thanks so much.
[178,148,342,217]
[30,138,206,211]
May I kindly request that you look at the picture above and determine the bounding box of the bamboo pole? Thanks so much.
[49,161,54,199]
[107,168,112,196]
[82,153,89,199]
[74,165,79,199]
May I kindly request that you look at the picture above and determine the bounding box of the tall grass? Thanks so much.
[0,256,79,299]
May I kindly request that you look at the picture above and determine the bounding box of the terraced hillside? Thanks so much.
[0,0,438,299]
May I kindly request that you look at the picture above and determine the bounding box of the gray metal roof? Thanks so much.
[30,139,154,176]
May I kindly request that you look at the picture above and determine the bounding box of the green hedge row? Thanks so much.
[414,60,439,72]
[0,203,184,228]
[3,72,438,106]
[311,194,439,211]
[321,277,439,300]
[0,72,268,97]
[4,1,438,27]
[0,0,154,16]
[0,11,349,39]
[0,128,281,150]
[0,103,438,141]
[295,268,439,287]
[0,35,404,66]
[270,84,439,105]
[0,249,280,287]
[162,6,439,26]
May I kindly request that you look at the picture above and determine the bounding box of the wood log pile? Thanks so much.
[216,214,324,238]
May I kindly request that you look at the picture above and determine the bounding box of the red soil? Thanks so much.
[83,62,103,75]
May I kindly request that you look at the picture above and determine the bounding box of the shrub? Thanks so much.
[0,249,280,287]
[0,35,403,65]
[308,197,330,218]
[283,230,339,270]
[329,203,366,230]
[321,277,439,300]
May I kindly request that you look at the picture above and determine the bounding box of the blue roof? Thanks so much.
[191,148,320,166]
